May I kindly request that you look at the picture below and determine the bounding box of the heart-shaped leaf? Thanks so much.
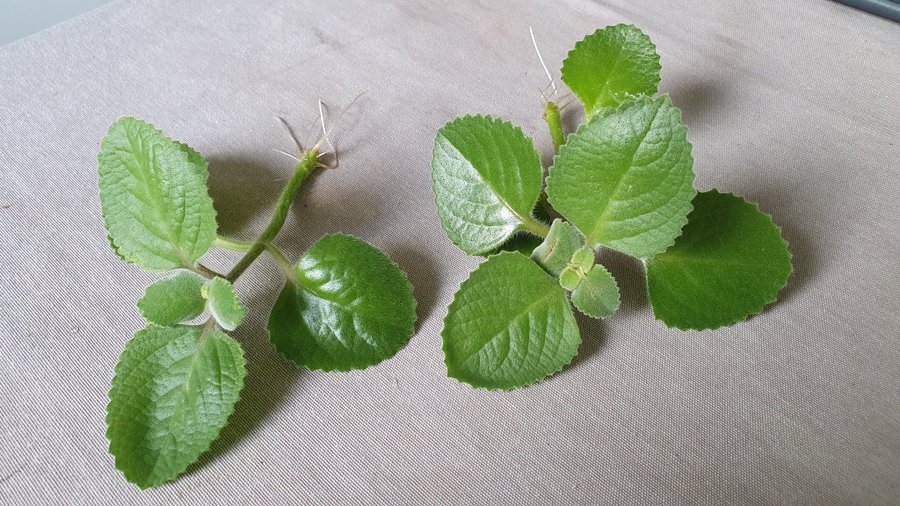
[106,325,246,488]
[443,251,580,390]
[98,117,217,271]
[432,115,545,255]
[546,95,696,259]
[268,234,416,371]
[561,24,661,117]
[646,191,792,330]
[137,271,206,326]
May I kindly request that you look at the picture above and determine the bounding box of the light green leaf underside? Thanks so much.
[137,271,206,326]
[106,325,246,489]
[202,277,247,331]
[442,251,580,390]
[546,95,696,259]
[646,191,792,330]
[561,24,661,116]
[432,115,544,255]
[531,219,585,278]
[268,234,416,372]
[98,117,217,271]
[571,264,620,319]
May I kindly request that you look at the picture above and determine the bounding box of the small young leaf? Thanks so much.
[202,277,247,331]
[137,271,206,326]
[646,191,792,330]
[530,219,585,277]
[98,117,217,271]
[106,325,246,489]
[546,95,696,259]
[561,24,661,116]
[443,251,580,390]
[571,264,620,319]
[268,234,416,371]
[432,115,544,255]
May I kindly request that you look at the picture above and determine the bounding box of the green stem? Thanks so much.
[544,101,564,153]
[263,242,297,283]
[521,217,550,238]
[226,149,319,282]
[215,235,253,252]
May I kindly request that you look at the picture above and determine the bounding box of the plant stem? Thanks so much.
[263,242,297,283]
[193,263,226,279]
[215,235,253,252]
[544,101,564,153]
[226,149,320,282]
[521,217,550,238]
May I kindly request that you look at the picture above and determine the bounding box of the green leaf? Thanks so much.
[442,251,580,390]
[561,24,661,116]
[432,115,545,255]
[137,271,206,326]
[530,219,585,277]
[98,117,217,271]
[546,95,696,258]
[646,191,792,330]
[571,264,620,319]
[202,277,247,331]
[268,234,416,371]
[106,325,246,489]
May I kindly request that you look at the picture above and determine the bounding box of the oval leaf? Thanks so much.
[137,271,206,326]
[546,95,696,258]
[571,264,620,319]
[98,117,217,271]
[561,24,661,116]
[202,277,247,331]
[268,234,416,371]
[443,251,580,390]
[106,325,246,489]
[646,191,792,330]
[432,115,544,255]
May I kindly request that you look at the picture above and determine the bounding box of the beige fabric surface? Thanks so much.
[1,0,898,504]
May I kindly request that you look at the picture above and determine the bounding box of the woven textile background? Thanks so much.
[1,0,898,504]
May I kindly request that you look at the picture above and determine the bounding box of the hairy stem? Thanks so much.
[226,149,319,282]
[544,101,564,153]
[521,217,550,238]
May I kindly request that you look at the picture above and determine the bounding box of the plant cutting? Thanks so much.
[99,109,417,488]
[432,24,792,390]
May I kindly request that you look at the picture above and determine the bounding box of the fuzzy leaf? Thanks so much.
[546,96,695,258]
[571,264,620,319]
[106,325,246,489]
[530,219,585,277]
[432,115,544,255]
[137,271,206,326]
[561,24,661,116]
[443,251,580,390]
[269,234,416,371]
[646,191,792,330]
[98,117,217,271]
[202,277,247,331]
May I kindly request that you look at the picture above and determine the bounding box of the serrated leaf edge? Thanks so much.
[547,95,696,259]
[431,114,545,256]
[98,116,218,272]
[570,263,621,319]
[647,189,794,331]
[268,232,418,373]
[104,327,247,489]
[440,251,582,391]
[560,23,662,116]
